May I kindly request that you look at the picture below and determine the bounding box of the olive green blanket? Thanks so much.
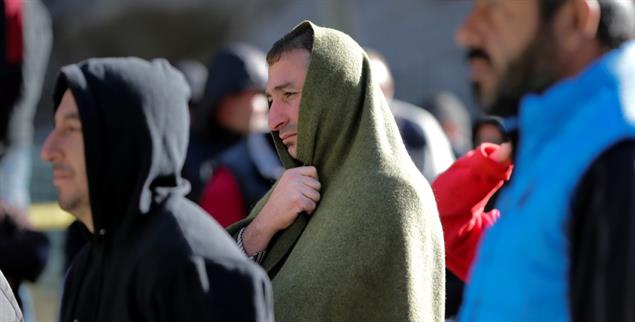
[229,21,445,321]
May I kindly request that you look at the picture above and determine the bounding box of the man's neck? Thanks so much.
[74,208,94,233]
[559,41,609,80]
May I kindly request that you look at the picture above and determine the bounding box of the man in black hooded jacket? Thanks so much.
[41,57,273,322]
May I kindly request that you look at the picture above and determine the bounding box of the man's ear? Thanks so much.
[552,0,601,52]
[578,0,601,39]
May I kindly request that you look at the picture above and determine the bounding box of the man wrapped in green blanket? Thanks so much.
[229,21,445,322]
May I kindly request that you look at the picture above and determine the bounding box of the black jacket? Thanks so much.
[54,58,273,322]
[219,132,282,214]
[569,139,635,322]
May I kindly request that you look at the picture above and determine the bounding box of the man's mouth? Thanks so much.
[280,133,296,145]
[467,48,491,64]
[468,58,493,80]
[53,172,72,182]
[52,165,73,182]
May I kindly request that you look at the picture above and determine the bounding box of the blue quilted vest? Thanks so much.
[459,40,635,322]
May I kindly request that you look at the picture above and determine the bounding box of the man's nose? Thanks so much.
[455,7,481,49]
[268,101,287,132]
[40,132,60,162]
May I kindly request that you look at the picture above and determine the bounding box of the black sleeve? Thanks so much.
[207,260,274,322]
[569,140,635,322]
[445,269,465,319]
[144,257,274,322]
[0,216,50,282]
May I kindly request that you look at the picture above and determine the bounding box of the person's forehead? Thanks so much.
[56,90,81,120]
[478,123,501,131]
[272,49,310,71]
[472,0,541,15]
[282,48,311,62]
[266,50,310,90]
[474,0,538,6]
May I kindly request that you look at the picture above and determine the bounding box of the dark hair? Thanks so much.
[471,116,507,147]
[266,24,314,65]
[540,0,635,49]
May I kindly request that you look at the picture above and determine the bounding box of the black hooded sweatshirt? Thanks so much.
[53,57,273,322]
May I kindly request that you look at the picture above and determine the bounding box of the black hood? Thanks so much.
[191,43,266,135]
[53,57,191,237]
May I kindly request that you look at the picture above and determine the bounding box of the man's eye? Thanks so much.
[284,92,295,99]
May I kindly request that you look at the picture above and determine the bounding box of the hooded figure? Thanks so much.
[183,44,268,202]
[44,57,273,322]
[229,21,445,321]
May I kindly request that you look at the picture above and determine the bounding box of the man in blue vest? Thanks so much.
[454,0,635,320]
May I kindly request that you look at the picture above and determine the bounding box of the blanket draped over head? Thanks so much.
[229,21,445,322]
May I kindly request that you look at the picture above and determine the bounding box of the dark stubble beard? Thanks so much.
[58,192,83,214]
[484,25,562,117]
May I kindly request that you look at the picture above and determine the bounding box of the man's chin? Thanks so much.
[486,94,521,117]
[475,88,520,118]
[58,196,81,213]
[287,146,298,159]
[473,84,500,115]
[57,199,71,212]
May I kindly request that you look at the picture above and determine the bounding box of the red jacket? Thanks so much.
[199,166,246,228]
[431,143,513,281]
[3,0,23,64]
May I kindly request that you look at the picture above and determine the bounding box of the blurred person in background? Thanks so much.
[43,57,273,322]
[471,115,506,147]
[0,0,51,211]
[229,21,445,322]
[193,48,281,227]
[367,49,455,181]
[0,1,51,321]
[433,0,635,320]
[470,116,510,214]
[199,131,282,227]
[184,44,269,202]
[431,143,512,321]
[433,108,508,322]
[424,91,472,157]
